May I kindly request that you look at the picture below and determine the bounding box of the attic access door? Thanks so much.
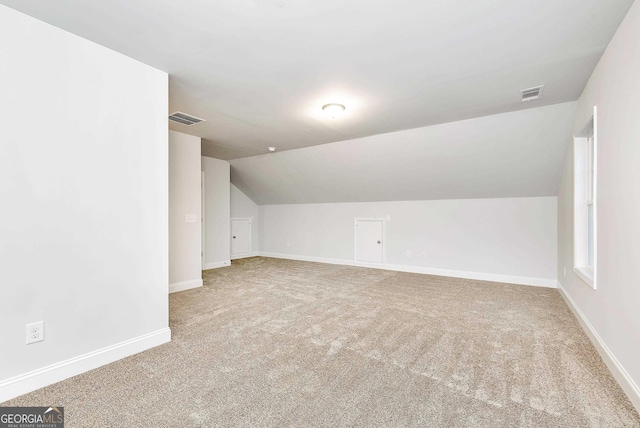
[355,218,384,263]
[231,218,251,258]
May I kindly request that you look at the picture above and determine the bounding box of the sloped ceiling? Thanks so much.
[0,2,624,205]
[230,102,576,204]
[0,0,633,159]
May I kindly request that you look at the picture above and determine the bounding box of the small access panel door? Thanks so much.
[355,218,383,263]
[231,218,251,257]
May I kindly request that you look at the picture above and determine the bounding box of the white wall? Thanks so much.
[557,0,640,410]
[0,5,169,402]
[260,197,557,286]
[230,184,260,256]
[202,157,231,269]
[169,131,202,293]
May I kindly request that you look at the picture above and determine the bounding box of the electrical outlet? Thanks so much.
[286,242,291,248]
[386,215,391,221]
[405,250,411,257]
[26,321,44,345]
[421,252,427,258]
[563,267,566,277]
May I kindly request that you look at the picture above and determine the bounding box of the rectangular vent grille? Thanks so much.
[169,112,205,126]
[521,85,544,102]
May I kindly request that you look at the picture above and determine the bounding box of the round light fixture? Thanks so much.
[322,103,345,118]
[267,146,276,152]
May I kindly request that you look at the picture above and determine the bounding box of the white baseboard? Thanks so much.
[258,252,556,288]
[231,252,259,260]
[557,281,640,412]
[203,260,231,270]
[169,278,203,294]
[0,328,171,404]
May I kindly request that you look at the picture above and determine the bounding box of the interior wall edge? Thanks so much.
[0,328,172,404]
[557,281,640,413]
[231,253,260,261]
[203,260,231,271]
[169,279,204,294]
[258,252,557,288]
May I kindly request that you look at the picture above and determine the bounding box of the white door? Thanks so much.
[355,219,383,263]
[231,218,251,257]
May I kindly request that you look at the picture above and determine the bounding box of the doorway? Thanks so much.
[355,218,384,263]
[231,218,252,258]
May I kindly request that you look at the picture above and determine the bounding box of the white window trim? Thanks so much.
[574,265,594,286]
[573,106,598,290]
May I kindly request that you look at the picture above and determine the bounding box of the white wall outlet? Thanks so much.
[386,215,391,221]
[405,250,411,257]
[185,214,197,223]
[26,321,44,344]
[563,267,566,277]
[286,242,291,248]
[421,251,427,258]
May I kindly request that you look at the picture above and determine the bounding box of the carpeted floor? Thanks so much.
[4,257,639,427]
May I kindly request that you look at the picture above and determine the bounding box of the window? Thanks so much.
[573,107,597,289]
[586,131,595,268]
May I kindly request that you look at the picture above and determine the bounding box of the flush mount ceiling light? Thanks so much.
[267,146,276,152]
[322,103,345,118]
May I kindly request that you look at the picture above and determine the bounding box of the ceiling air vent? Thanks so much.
[521,85,544,102]
[169,112,206,126]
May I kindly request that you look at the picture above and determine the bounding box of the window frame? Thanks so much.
[573,106,598,289]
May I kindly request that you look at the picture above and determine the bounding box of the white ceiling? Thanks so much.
[0,0,634,159]
[231,102,576,204]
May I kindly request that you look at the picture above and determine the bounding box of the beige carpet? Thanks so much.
[4,257,639,427]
